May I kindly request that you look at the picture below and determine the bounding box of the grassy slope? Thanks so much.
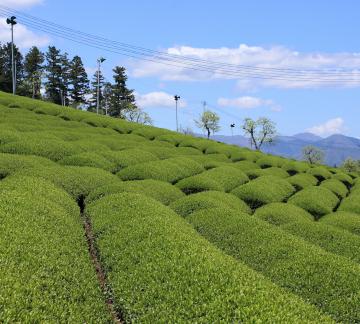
[1,91,359,321]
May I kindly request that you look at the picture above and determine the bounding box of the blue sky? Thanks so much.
[1,0,360,137]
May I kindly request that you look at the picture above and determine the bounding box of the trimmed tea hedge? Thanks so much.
[246,167,290,179]
[255,203,360,264]
[307,166,333,181]
[338,194,360,214]
[176,166,249,194]
[287,173,318,191]
[117,157,204,183]
[170,190,251,216]
[281,161,310,175]
[86,179,185,205]
[58,152,115,172]
[86,193,329,322]
[231,160,260,171]
[332,172,354,187]
[320,178,348,198]
[320,211,360,236]
[256,156,285,168]
[187,207,360,322]
[231,176,295,209]
[288,186,339,219]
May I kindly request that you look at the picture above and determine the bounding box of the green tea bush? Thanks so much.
[0,183,109,322]
[320,211,360,236]
[288,186,339,219]
[132,126,171,140]
[307,166,333,181]
[287,173,318,191]
[255,203,360,263]
[140,146,201,159]
[101,149,159,172]
[106,118,142,134]
[185,154,230,169]
[231,160,260,171]
[86,179,184,205]
[0,138,80,161]
[58,152,115,172]
[187,207,360,322]
[281,161,310,175]
[178,138,212,152]
[176,166,249,194]
[320,178,348,198]
[155,133,189,145]
[332,172,354,187]
[256,155,285,168]
[231,176,295,209]
[0,127,22,144]
[338,194,360,214]
[86,192,328,322]
[254,202,314,225]
[170,190,251,216]
[230,149,262,162]
[246,167,290,179]
[117,157,204,183]
[204,144,232,157]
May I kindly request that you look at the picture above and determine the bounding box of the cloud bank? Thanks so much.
[135,91,187,109]
[307,117,346,136]
[217,96,281,111]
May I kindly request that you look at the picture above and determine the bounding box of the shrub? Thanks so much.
[58,152,115,172]
[176,166,249,194]
[140,146,200,159]
[254,202,314,225]
[307,166,332,181]
[178,138,213,152]
[288,186,339,219]
[332,172,354,187]
[231,176,295,209]
[170,190,251,216]
[85,193,328,322]
[86,179,184,205]
[187,207,360,322]
[246,167,290,179]
[155,133,189,145]
[256,156,285,168]
[132,126,171,140]
[255,203,360,264]
[287,173,318,191]
[106,118,142,134]
[281,161,310,175]
[185,154,230,169]
[320,211,360,236]
[0,127,22,144]
[231,160,260,171]
[230,150,262,162]
[320,179,348,198]
[338,195,360,215]
[101,149,159,172]
[0,182,109,322]
[204,144,232,157]
[117,157,204,183]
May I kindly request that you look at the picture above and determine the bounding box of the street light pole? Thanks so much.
[6,16,17,95]
[174,95,180,132]
[96,57,106,114]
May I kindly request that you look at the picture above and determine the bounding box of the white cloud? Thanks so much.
[135,91,187,109]
[0,0,43,8]
[130,44,360,89]
[0,19,50,49]
[217,96,281,111]
[307,117,346,136]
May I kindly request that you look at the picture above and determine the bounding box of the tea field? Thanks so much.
[1,91,360,322]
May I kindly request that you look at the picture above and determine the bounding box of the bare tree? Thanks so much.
[195,110,220,139]
[242,117,276,150]
[125,107,152,125]
[302,145,325,164]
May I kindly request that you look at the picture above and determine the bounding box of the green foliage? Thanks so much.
[86,179,184,206]
[117,157,204,183]
[287,173,318,191]
[338,194,360,214]
[132,126,170,140]
[281,160,310,175]
[231,176,295,209]
[288,186,339,219]
[242,117,276,150]
[194,109,220,139]
[320,211,360,236]
[59,152,115,171]
[255,203,360,264]
[320,178,348,198]
[302,145,325,164]
[256,155,285,168]
[230,149,262,162]
[170,190,251,216]
[245,167,290,179]
[176,166,249,194]
[332,172,354,187]
[0,178,109,322]
[187,207,360,322]
[307,166,333,181]
[86,193,329,322]
[231,160,260,171]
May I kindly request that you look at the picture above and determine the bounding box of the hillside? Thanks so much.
[210,132,360,166]
[1,91,360,322]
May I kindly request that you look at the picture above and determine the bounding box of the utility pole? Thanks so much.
[230,123,235,136]
[174,95,180,132]
[6,16,17,95]
[96,57,106,114]
[202,100,207,113]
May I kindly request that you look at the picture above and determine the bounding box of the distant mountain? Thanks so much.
[207,133,360,166]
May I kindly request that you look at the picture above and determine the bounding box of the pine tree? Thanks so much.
[44,46,62,104]
[88,70,104,112]
[60,52,71,106]
[24,46,44,99]
[102,81,112,115]
[0,42,24,94]
[69,55,89,107]
[109,66,136,118]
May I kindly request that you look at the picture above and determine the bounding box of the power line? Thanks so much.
[1,5,360,84]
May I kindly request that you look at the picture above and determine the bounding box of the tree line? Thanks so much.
[0,42,151,124]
